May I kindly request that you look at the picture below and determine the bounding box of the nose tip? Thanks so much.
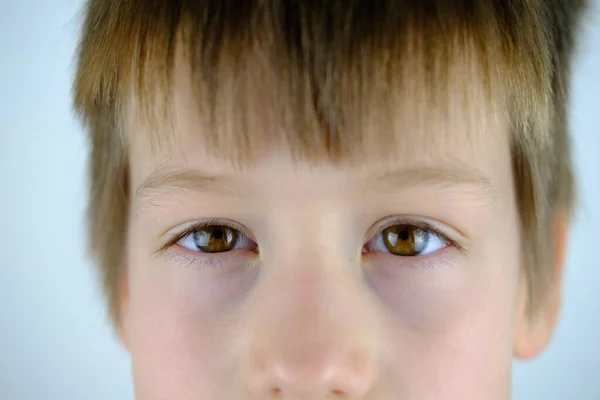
[245,343,376,399]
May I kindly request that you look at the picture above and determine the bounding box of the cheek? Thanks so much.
[127,272,215,398]
[382,302,515,399]
[364,246,521,330]
[125,243,254,398]
[374,255,519,398]
[129,296,222,399]
[368,219,521,397]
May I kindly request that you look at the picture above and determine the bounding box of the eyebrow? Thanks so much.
[136,164,497,207]
[373,165,498,204]
[375,165,493,188]
[136,167,243,202]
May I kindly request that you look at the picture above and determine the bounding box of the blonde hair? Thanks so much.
[73,0,587,326]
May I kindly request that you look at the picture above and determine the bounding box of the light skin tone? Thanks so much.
[118,65,566,400]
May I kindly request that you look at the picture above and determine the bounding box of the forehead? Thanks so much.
[119,1,546,172]
[127,69,510,202]
[127,43,509,178]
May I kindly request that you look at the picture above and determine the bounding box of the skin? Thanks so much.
[119,66,565,400]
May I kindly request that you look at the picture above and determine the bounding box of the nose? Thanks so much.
[245,340,376,399]
[243,269,378,399]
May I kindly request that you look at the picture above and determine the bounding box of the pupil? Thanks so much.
[213,229,223,240]
[398,230,410,241]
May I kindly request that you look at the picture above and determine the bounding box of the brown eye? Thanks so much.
[192,225,237,253]
[382,225,429,256]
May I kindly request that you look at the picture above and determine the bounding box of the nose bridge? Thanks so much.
[258,207,366,346]
[242,213,379,399]
[264,202,357,272]
[258,260,359,342]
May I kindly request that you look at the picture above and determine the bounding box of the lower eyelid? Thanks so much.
[364,245,459,269]
[162,246,205,266]
[177,251,230,268]
[166,245,241,267]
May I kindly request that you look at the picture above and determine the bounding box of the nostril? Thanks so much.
[264,387,348,399]
[245,347,376,398]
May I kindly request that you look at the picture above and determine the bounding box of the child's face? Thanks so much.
[121,71,552,400]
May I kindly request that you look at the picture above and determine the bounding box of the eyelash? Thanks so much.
[368,217,464,254]
[158,217,466,257]
[157,218,252,256]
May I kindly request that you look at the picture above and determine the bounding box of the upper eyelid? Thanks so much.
[157,218,251,256]
[160,216,462,254]
[166,218,249,240]
[365,216,452,242]
[365,218,470,256]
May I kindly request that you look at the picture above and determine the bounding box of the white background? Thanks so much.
[1,1,598,399]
